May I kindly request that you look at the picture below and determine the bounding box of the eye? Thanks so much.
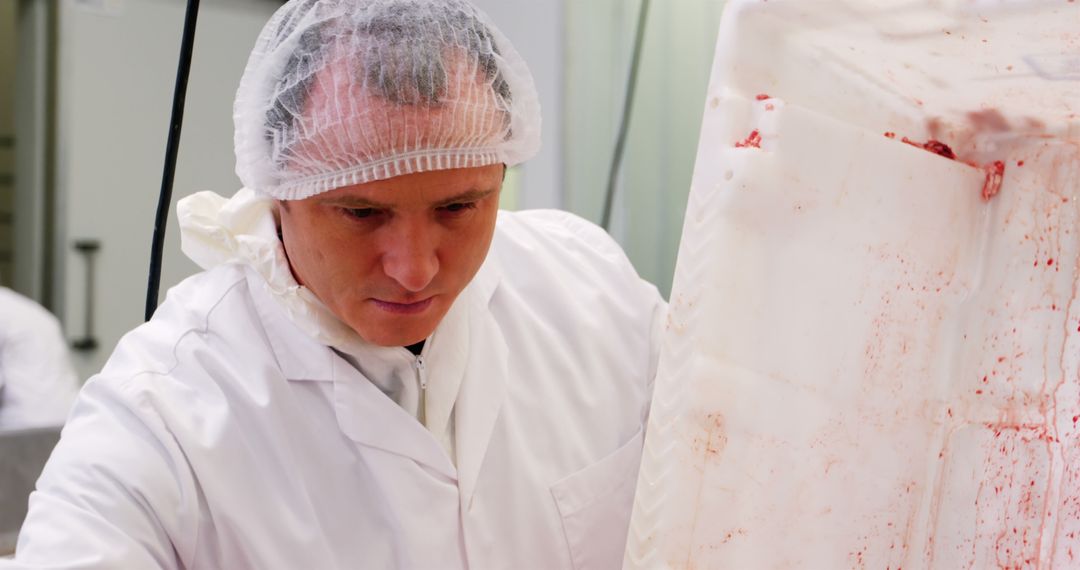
[439,202,476,214]
[344,207,380,220]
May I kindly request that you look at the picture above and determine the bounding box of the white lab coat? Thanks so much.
[8,209,665,569]
[0,287,80,431]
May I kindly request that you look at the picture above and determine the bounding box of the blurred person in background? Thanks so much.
[0,286,79,431]
[5,1,665,568]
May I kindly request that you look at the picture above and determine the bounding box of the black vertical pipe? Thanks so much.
[145,0,201,321]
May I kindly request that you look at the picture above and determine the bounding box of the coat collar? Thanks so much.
[454,290,509,506]
[248,248,508,486]
[247,267,336,382]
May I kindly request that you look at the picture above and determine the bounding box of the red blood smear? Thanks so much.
[982,161,1006,201]
[735,130,762,149]
[1048,258,1055,266]
[1017,160,1025,167]
[756,93,771,101]
[884,132,897,139]
[901,137,957,160]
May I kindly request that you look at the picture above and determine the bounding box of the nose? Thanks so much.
[381,221,439,294]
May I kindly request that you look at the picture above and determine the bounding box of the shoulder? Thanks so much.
[96,265,262,389]
[70,263,282,459]
[490,209,665,338]
[493,209,642,283]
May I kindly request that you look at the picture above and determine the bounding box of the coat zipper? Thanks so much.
[415,354,427,424]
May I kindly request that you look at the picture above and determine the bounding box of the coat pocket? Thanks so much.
[550,428,644,570]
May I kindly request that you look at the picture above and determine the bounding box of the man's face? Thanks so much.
[277,165,503,347]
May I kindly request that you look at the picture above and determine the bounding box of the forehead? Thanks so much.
[311,165,504,206]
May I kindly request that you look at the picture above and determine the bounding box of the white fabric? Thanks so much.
[234,0,542,200]
[6,206,664,569]
[0,288,80,431]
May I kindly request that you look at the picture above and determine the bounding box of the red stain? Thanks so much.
[1017,160,1025,167]
[889,133,1006,201]
[735,130,762,149]
[755,93,771,101]
[1047,258,1055,266]
[982,161,1006,201]
[901,136,957,160]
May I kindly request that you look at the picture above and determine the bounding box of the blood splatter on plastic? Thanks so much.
[982,161,1005,201]
[901,137,957,160]
[968,109,1010,133]
[884,132,897,139]
[735,130,762,149]
[755,93,771,101]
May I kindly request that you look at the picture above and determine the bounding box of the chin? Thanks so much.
[344,298,451,348]
[353,319,437,348]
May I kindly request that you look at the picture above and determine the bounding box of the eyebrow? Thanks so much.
[323,187,498,210]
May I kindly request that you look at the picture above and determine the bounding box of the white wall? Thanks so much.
[470,0,564,210]
[564,0,725,296]
[57,0,280,380]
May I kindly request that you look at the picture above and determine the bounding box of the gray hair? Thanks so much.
[264,0,513,144]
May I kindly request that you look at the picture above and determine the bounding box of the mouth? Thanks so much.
[371,297,435,315]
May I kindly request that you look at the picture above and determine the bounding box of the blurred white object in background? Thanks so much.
[0,287,78,431]
[626,0,1080,568]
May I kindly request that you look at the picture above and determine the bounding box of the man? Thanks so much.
[0,286,79,431]
[7,1,664,568]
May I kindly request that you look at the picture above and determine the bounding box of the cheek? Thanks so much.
[443,209,498,273]
[284,212,361,286]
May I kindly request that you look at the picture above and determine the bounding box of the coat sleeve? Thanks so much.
[3,374,197,569]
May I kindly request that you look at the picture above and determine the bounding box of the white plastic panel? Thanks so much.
[626,0,1080,568]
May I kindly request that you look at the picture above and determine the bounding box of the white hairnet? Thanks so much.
[234,0,542,200]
